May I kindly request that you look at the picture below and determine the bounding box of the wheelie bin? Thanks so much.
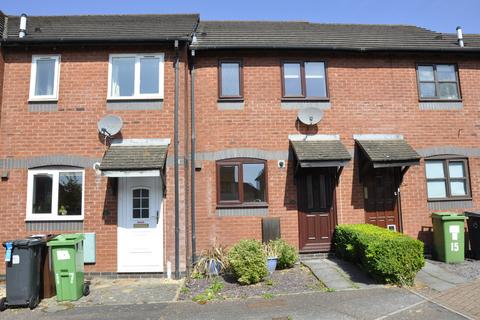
[465,211,480,259]
[47,234,89,301]
[1,238,43,311]
[28,234,56,299]
[432,212,466,263]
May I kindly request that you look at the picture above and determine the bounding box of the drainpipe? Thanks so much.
[174,40,180,279]
[190,49,197,265]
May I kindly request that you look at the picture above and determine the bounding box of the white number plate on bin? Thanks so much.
[57,250,71,260]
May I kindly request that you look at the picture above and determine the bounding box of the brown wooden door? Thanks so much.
[298,168,337,252]
[364,167,400,231]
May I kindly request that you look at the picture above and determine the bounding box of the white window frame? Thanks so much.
[26,168,85,221]
[107,53,164,100]
[29,55,61,101]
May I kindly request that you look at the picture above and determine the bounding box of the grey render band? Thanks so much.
[216,207,268,217]
[428,200,473,211]
[419,102,464,110]
[26,221,84,232]
[217,101,244,110]
[417,146,480,158]
[280,101,331,110]
[196,148,289,161]
[28,102,58,112]
[107,100,163,111]
[1,155,101,169]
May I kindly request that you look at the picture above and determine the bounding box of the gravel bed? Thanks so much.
[179,264,325,301]
[429,259,480,281]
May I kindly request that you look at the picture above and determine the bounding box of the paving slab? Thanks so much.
[415,260,469,293]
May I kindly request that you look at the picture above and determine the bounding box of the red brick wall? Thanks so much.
[192,50,480,253]
[0,44,190,273]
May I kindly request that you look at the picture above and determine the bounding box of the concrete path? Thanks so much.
[415,260,469,292]
[0,287,467,320]
[302,257,383,291]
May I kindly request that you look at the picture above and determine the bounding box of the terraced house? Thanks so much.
[1,11,480,276]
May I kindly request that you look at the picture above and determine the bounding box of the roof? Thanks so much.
[192,21,480,52]
[99,145,168,171]
[2,14,199,43]
[291,140,351,167]
[356,139,421,167]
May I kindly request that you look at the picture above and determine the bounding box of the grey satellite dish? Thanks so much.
[97,115,123,137]
[297,107,323,126]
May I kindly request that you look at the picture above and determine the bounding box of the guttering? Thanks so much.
[1,36,193,46]
[174,40,180,279]
[190,49,197,266]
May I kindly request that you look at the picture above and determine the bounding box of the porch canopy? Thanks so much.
[99,140,169,177]
[290,137,352,168]
[355,138,421,168]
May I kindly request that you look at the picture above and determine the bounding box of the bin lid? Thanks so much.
[432,212,467,221]
[2,238,43,248]
[46,233,85,247]
[28,234,57,242]
[465,211,480,218]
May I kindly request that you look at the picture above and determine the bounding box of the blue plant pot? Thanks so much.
[207,260,221,276]
[267,257,278,274]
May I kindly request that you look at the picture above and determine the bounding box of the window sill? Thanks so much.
[29,99,58,103]
[25,217,84,222]
[107,97,163,102]
[281,98,329,102]
[217,203,268,209]
[419,99,462,103]
[218,98,244,103]
[427,197,472,202]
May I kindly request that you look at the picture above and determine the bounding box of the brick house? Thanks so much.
[1,13,480,276]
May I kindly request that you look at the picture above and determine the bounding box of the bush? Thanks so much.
[270,239,298,269]
[334,224,425,286]
[228,239,268,285]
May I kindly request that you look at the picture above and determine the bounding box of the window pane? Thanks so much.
[111,57,135,97]
[142,198,149,208]
[58,172,82,216]
[419,83,436,98]
[133,209,141,219]
[450,181,467,196]
[141,209,149,218]
[243,163,266,202]
[32,174,53,214]
[283,63,302,96]
[418,66,434,81]
[142,189,149,197]
[427,181,447,198]
[219,165,239,201]
[305,62,326,97]
[140,57,160,94]
[35,59,56,96]
[438,83,459,99]
[448,162,465,178]
[426,161,445,179]
[133,189,141,197]
[220,63,240,96]
[436,65,456,81]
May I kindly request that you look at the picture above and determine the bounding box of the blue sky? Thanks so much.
[2,0,479,33]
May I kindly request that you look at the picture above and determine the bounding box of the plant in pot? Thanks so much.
[193,245,229,277]
[264,242,278,274]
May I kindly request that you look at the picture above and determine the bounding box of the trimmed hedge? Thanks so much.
[228,239,268,285]
[334,224,425,286]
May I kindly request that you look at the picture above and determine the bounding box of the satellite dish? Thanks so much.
[297,107,323,126]
[97,115,123,137]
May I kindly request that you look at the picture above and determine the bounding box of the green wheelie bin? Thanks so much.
[432,212,466,263]
[47,234,90,301]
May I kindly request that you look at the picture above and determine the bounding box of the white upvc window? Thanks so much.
[108,53,164,100]
[26,168,85,221]
[29,55,61,101]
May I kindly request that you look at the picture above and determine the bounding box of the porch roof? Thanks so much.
[291,140,352,168]
[99,145,168,171]
[355,139,421,168]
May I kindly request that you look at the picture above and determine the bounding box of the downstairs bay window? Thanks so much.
[26,169,84,220]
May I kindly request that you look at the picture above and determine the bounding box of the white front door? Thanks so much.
[117,177,163,272]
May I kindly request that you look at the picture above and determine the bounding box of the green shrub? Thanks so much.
[334,224,425,286]
[270,239,298,269]
[228,239,268,285]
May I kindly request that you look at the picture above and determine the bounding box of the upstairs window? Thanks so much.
[216,159,267,206]
[108,54,164,99]
[27,169,84,220]
[219,60,242,99]
[425,158,470,200]
[282,61,327,99]
[417,64,461,100]
[29,55,60,101]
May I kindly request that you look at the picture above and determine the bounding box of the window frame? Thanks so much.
[416,63,462,102]
[425,157,471,201]
[218,59,244,101]
[216,158,268,208]
[107,53,165,100]
[29,55,61,101]
[281,60,329,101]
[26,168,85,221]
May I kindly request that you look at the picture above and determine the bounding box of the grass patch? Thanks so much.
[265,279,274,286]
[192,278,224,304]
[262,293,274,299]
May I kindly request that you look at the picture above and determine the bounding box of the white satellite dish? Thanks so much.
[297,107,323,126]
[97,115,123,137]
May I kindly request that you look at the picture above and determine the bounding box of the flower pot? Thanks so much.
[207,260,222,276]
[267,257,278,274]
